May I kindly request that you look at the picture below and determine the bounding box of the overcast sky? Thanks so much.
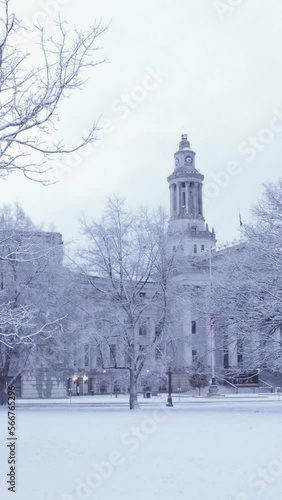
[3,0,282,246]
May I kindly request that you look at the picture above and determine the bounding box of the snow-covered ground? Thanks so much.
[1,402,282,500]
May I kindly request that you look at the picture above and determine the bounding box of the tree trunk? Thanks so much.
[0,377,8,405]
[129,370,140,410]
[199,387,201,396]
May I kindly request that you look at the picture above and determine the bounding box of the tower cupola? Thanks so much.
[167,133,216,256]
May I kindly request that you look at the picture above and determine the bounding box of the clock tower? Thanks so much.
[167,134,216,256]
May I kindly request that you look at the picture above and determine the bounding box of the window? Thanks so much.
[155,323,162,337]
[139,292,146,298]
[172,246,177,253]
[96,353,102,368]
[192,349,198,363]
[237,339,243,367]
[99,382,107,393]
[155,344,163,359]
[139,322,147,336]
[201,244,205,252]
[84,344,89,367]
[193,244,197,254]
[73,344,77,367]
[139,345,146,353]
[191,320,196,334]
[126,351,132,365]
[109,344,116,365]
[223,348,229,369]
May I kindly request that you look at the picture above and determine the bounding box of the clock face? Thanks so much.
[175,157,179,166]
[185,155,193,164]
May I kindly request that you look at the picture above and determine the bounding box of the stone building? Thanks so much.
[0,228,66,400]
[5,134,266,399]
[64,134,222,396]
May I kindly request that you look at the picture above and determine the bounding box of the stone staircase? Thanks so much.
[259,371,282,390]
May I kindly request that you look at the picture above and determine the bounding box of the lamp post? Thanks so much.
[207,246,218,395]
[166,367,173,407]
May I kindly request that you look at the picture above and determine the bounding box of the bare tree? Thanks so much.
[0,0,106,183]
[207,179,282,377]
[0,203,64,404]
[74,196,175,409]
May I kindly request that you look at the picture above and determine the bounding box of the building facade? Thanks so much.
[62,134,221,396]
[5,134,262,399]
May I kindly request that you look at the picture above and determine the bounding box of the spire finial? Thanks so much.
[179,132,190,150]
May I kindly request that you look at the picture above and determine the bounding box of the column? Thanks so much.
[176,182,180,215]
[195,183,199,215]
[199,184,203,216]
[77,344,84,369]
[183,301,192,366]
[229,340,238,367]
[193,183,197,216]
[170,185,174,216]
[189,183,193,214]
[228,323,238,367]
[185,182,189,214]
[251,330,260,366]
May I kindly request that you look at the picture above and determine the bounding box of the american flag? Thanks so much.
[210,314,216,329]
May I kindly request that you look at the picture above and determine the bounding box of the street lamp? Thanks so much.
[166,367,173,407]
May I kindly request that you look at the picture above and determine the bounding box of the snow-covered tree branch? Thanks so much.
[72,195,176,409]
[208,179,282,376]
[0,0,107,183]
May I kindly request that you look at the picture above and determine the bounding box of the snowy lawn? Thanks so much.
[1,402,282,500]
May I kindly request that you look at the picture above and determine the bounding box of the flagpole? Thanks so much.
[211,320,216,386]
[208,246,218,394]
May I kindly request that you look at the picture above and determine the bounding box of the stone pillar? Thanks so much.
[228,324,238,367]
[188,183,193,214]
[195,183,199,215]
[176,182,180,215]
[251,330,260,366]
[229,340,238,367]
[92,349,97,369]
[77,345,84,369]
[183,303,192,366]
[199,184,203,216]
[69,346,75,369]
[185,182,189,214]
[169,185,174,216]
[193,183,198,216]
